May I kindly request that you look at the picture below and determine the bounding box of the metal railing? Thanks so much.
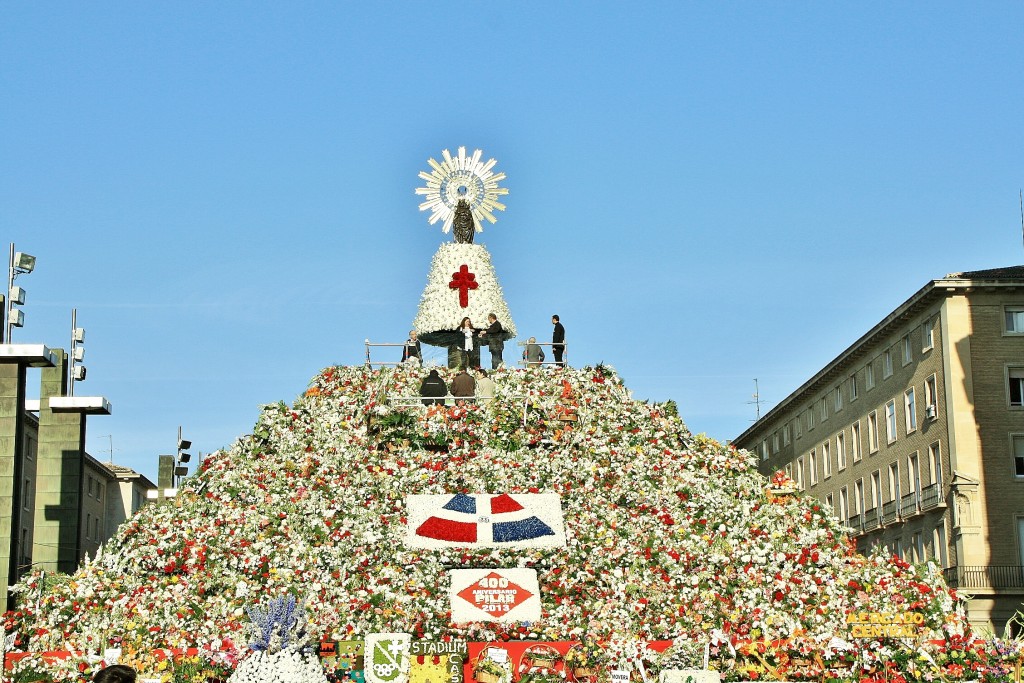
[920,483,944,510]
[862,508,879,531]
[516,340,569,367]
[846,513,863,533]
[900,491,920,518]
[944,566,1024,590]
[880,499,900,525]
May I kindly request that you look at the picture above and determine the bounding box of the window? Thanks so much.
[929,442,943,486]
[851,421,863,462]
[855,479,865,514]
[901,334,912,365]
[905,387,917,433]
[1006,306,1024,334]
[809,450,818,486]
[884,462,901,505]
[885,399,898,444]
[908,452,921,497]
[834,386,843,412]
[868,411,880,453]
[1009,367,1024,408]
[924,374,938,418]
[825,492,835,513]
[22,477,31,512]
[806,407,814,431]
[1014,435,1024,478]
[888,462,901,503]
[783,422,791,446]
[865,363,876,390]
[883,350,893,378]
[822,443,831,478]
[912,531,924,562]
[839,487,849,520]
[820,397,828,422]
[772,432,780,454]
[922,319,935,351]
[935,524,949,567]
[86,513,92,540]
[761,439,768,461]
[870,470,882,509]
[836,432,846,470]
[795,417,802,439]
[795,457,805,490]
[849,374,859,401]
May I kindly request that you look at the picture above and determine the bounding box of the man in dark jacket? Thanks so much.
[402,330,422,363]
[479,313,504,369]
[551,315,566,366]
[419,369,447,405]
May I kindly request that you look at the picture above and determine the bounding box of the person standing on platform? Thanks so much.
[523,337,545,367]
[551,315,566,366]
[479,313,504,370]
[458,317,480,369]
[450,366,476,402]
[476,368,497,402]
[419,369,448,406]
[402,330,421,363]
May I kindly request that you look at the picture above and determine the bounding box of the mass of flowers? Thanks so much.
[411,243,517,337]
[5,363,1023,681]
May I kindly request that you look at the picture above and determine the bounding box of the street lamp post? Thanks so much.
[4,244,37,343]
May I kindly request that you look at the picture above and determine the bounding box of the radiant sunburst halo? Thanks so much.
[415,147,509,234]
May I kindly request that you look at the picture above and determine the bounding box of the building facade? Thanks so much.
[734,266,1024,632]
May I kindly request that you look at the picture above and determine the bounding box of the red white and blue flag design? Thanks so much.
[406,493,566,549]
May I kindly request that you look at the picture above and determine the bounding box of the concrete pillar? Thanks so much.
[33,350,87,574]
[0,363,27,607]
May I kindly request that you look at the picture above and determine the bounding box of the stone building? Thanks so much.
[2,343,154,606]
[734,266,1024,631]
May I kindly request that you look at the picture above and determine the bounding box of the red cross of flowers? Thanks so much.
[449,264,478,308]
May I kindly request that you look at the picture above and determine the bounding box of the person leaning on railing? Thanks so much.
[523,337,545,366]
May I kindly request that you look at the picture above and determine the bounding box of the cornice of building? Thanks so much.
[734,266,1024,446]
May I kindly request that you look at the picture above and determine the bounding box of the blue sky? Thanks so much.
[2,2,1022,480]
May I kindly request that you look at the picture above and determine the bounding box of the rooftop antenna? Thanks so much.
[97,434,115,464]
[747,378,764,421]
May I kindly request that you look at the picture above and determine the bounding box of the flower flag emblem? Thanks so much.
[365,633,412,683]
[406,494,566,549]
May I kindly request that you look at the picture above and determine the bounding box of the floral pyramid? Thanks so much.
[8,364,978,678]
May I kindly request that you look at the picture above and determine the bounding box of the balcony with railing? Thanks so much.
[846,513,863,534]
[900,491,920,518]
[862,507,880,531]
[920,483,945,511]
[880,499,900,525]
[944,566,1024,590]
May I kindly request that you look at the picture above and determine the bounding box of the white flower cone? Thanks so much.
[412,243,517,340]
[228,650,329,683]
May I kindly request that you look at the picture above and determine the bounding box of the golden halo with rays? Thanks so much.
[415,146,509,234]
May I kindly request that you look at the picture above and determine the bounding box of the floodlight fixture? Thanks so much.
[72,365,87,381]
[13,252,35,273]
[178,452,192,463]
[72,347,85,362]
[73,327,85,343]
[174,466,188,477]
[178,438,192,451]
[6,243,36,343]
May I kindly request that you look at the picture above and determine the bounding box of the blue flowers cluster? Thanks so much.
[246,594,313,654]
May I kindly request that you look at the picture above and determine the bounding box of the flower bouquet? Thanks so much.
[228,595,327,683]
[521,645,562,670]
[472,653,507,683]
[564,640,603,680]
